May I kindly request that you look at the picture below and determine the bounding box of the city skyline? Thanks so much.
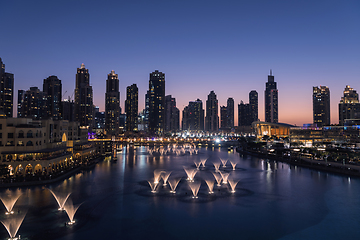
[1,0,359,126]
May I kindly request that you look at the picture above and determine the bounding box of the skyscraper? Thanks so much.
[17,90,25,118]
[21,87,47,120]
[125,84,138,132]
[164,95,180,132]
[62,98,75,122]
[238,101,251,126]
[265,70,278,123]
[0,58,14,117]
[339,85,360,125]
[227,97,234,129]
[205,91,219,132]
[182,99,204,131]
[43,75,62,120]
[220,106,228,129]
[105,70,120,136]
[313,86,330,127]
[75,63,93,128]
[148,70,165,135]
[249,90,258,122]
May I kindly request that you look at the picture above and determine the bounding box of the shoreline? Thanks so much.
[0,157,103,188]
[236,148,360,178]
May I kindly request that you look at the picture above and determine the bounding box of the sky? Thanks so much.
[1,0,359,126]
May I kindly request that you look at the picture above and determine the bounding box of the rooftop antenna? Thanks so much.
[270,69,272,76]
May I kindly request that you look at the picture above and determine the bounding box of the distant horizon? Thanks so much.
[1,0,358,127]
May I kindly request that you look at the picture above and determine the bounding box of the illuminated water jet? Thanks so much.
[153,169,163,184]
[148,180,158,193]
[213,162,220,172]
[230,160,238,170]
[220,158,228,168]
[161,171,172,186]
[205,179,215,194]
[1,211,26,239]
[212,172,222,186]
[0,190,22,214]
[169,178,181,193]
[219,171,230,184]
[184,167,198,182]
[200,158,207,168]
[49,189,71,211]
[64,197,82,225]
[189,182,201,198]
[194,160,201,170]
[229,179,239,193]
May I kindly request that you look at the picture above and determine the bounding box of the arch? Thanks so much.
[25,164,33,174]
[26,141,33,146]
[18,130,24,138]
[17,141,24,146]
[34,164,42,173]
[27,130,33,138]
[62,133,67,142]
[8,165,14,175]
[15,164,24,174]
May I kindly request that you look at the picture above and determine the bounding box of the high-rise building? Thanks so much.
[238,101,251,126]
[0,58,14,117]
[17,90,25,118]
[205,91,219,132]
[226,98,234,129]
[148,70,165,135]
[21,87,47,120]
[43,75,62,120]
[220,106,228,129]
[75,63,93,128]
[62,98,75,122]
[313,86,330,127]
[164,95,180,132]
[94,106,105,129]
[105,70,120,136]
[339,85,360,125]
[265,70,278,123]
[249,90,258,122]
[182,99,204,131]
[125,84,138,132]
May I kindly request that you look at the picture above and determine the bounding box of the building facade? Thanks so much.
[164,95,180,132]
[339,85,360,125]
[182,99,204,131]
[125,84,138,132]
[0,58,14,117]
[105,70,120,136]
[227,97,234,129]
[249,90,258,123]
[265,70,278,123]
[43,75,62,120]
[205,91,219,132]
[20,87,47,120]
[75,64,93,128]
[313,86,330,127]
[148,70,165,135]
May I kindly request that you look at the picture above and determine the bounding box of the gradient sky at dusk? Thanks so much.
[1,0,359,126]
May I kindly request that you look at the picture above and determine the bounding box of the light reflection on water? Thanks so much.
[1,146,360,240]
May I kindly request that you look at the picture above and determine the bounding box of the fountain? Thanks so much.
[200,158,207,168]
[1,211,26,239]
[228,179,239,193]
[230,160,238,170]
[63,197,82,225]
[189,182,201,198]
[161,171,172,186]
[184,167,198,182]
[169,178,181,193]
[205,179,215,194]
[212,172,222,186]
[148,180,158,193]
[49,189,71,211]
[194,160,201,170]
[153,169,163,184]
[0,190,22,214]
[219,171,230,184]
[220,158,228,168]
[213,162,220,172]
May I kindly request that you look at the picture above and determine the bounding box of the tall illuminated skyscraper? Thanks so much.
[205,91,219,132]
[43,75,62,120]
[249,90,258,122]
[265,70,278,123]
[182,99,204,131]
[75,63,93,128]
[227,97,234,128]
[125,84,138,132]
[0,58,14,117]
[148,70,165,135]
[105,70,120,136]
[339,85,360,125]
[164,95,179,132]
[313,86,330,127]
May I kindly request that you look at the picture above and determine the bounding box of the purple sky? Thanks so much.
[1,0,359,126]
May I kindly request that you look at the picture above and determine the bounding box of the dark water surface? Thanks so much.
[1,146,360,240]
